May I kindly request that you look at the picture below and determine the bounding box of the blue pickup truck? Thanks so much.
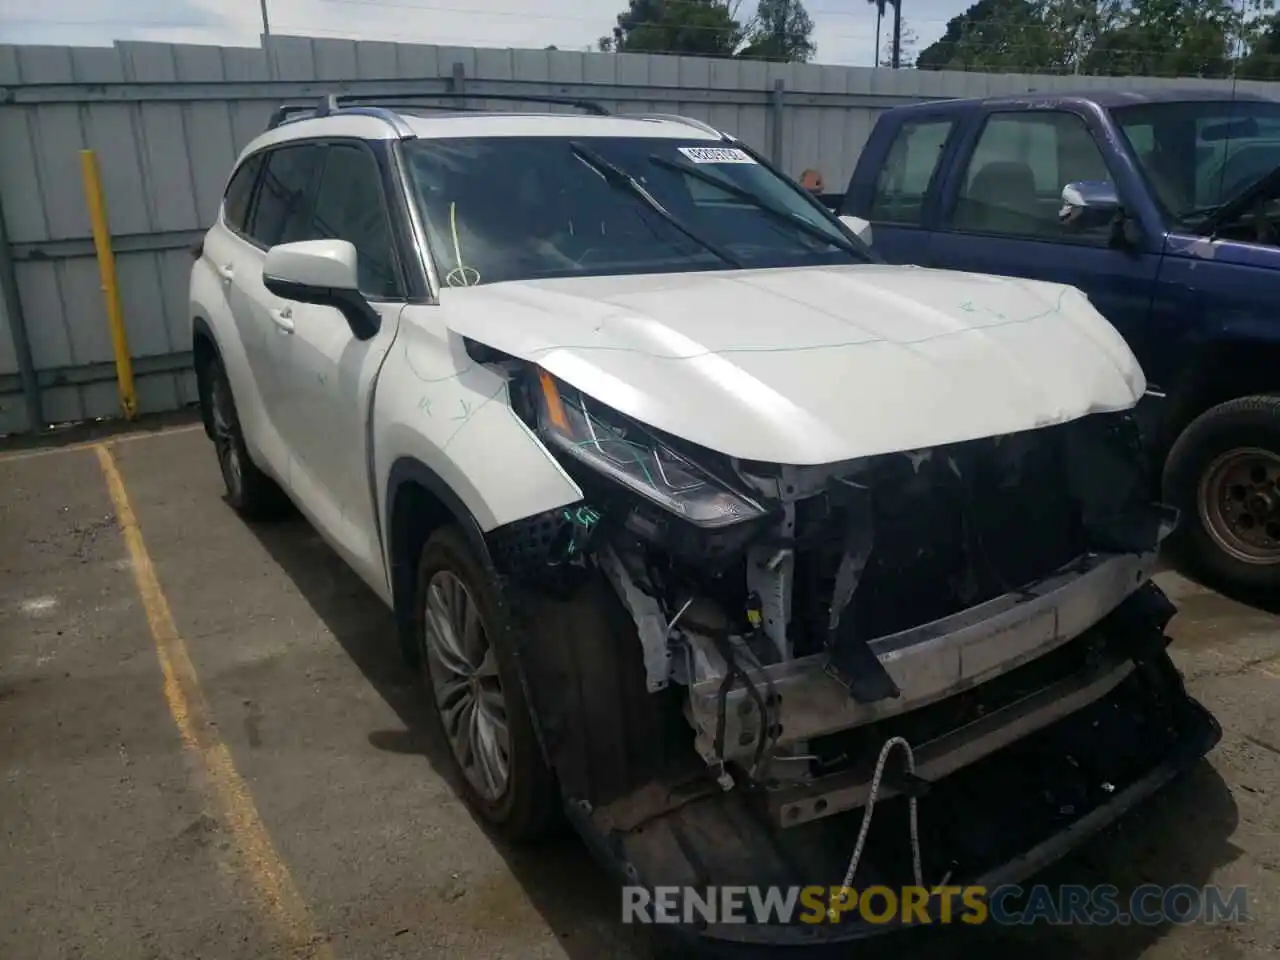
[841,88,1280,599]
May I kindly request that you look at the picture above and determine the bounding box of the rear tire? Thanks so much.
[1162,395,1280,598]
[414,525,559,841]
[203,354,290,519]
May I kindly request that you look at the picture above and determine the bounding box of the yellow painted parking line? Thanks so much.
[0,423,203,464]
[94,442,335,959]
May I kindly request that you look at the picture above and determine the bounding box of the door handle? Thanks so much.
[216,263,235,283]
[269,306,295,333]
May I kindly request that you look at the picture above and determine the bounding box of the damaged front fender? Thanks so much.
[468,353,1216,948]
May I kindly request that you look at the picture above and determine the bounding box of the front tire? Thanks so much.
[414,525,558,841]
[204,354,289,519]
[1163,395,1280,598]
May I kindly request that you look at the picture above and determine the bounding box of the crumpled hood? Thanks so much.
[439,263,1145,465]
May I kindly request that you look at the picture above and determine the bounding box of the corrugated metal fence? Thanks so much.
[2,34,1278,436]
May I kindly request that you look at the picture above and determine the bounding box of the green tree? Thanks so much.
[598,0,745,56]
[915,0,1055,71]
[1036,0,1126,72]
[738,0,817,61]
[1081,0,1237,77]
[914,0,1268,77]
[1236,2,1280,78]
[880,21,919,66]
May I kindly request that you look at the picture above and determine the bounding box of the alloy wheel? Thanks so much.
[422,570,511,801]
[209,372,243,500]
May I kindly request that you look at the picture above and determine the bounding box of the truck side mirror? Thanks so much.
[1059,180,1122,230]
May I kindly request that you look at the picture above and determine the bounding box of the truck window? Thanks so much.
[949,111,1113,243]
[867,119,953,225]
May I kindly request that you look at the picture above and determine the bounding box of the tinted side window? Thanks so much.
[309,144,401,298]
[223,154,263,233]
[950,112,1113,242]
[868,119,954,225]
[248,144,320,248]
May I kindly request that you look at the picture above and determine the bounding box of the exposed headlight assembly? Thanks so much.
[532,368,767,528]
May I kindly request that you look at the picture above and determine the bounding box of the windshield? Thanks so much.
[403,136,868,287]
[1113,99,1280,228]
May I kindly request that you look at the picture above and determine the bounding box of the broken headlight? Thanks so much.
[532,368,767,528]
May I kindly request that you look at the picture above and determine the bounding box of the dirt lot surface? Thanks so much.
[2,423,1278,959]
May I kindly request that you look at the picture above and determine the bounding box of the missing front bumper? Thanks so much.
[687,550,1160,767]
[765,648,1136,828]
[571,652,1221,949]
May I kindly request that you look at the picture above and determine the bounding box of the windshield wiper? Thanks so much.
[1187,161,1280,236]
[1195,161,1280,236]
[649,153,866,259]
[568,141,741,267]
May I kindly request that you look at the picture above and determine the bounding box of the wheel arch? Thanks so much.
[1159,336,1280,457]
[384,455,561,768]
[384,455,493,652]
[192,315,221,440]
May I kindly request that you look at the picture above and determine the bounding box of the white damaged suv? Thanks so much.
[190,94,1218,946]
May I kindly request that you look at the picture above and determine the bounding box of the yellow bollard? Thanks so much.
[80,148,137,420]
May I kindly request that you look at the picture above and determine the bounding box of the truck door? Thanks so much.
[925,108,1162,363]
[1155,172,1280,393]
[841,110,960,266]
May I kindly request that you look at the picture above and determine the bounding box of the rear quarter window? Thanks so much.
[222,153,263,234]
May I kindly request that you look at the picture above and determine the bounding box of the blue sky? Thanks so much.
[0,0,976,67]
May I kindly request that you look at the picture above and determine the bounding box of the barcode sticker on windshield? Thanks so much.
[677,146,757,164]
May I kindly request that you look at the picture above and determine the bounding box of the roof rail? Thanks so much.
[632,113,729,139]
[332,91,611,116]
[265,90,610,133]
[266,102,323,129]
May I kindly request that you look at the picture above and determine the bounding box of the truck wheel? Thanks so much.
[205,355,289,519]
[1163,395,1280,596]
[414,526,558,841]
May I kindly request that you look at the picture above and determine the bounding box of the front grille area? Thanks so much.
[790,420,1090,656]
